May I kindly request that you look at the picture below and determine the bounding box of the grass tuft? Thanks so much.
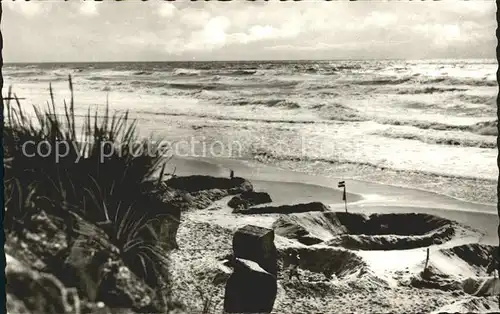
[4,77,175,301]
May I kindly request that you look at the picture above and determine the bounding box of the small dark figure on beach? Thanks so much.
[287,251,301,281]
[487,247,499,278]
[230,169,234,179]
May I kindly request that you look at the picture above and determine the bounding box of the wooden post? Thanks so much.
[424,248,430,270]
[338,181,347,213]
[344,186,348,213]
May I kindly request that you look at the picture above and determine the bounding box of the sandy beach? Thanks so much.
[166,156,499,313]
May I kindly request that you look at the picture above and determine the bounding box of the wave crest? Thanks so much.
[374,129,496,149]
[230,98,300,109]
[172,68,202,76]
[396,87,467,94]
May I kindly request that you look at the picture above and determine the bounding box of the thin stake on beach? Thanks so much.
[338,181,347,213]
[424,248,430,270]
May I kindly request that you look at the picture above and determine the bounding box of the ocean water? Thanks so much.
[4,59,498,182]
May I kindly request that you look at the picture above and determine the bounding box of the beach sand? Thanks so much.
[170,155,496,232]
[167,156,498,313]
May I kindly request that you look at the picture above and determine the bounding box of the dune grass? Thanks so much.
[4,77,174,294]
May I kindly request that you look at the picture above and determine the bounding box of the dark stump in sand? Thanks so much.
[232,225,278,276]
[227,191,272,210]
[233,201,329,215]
[224,258,277,314]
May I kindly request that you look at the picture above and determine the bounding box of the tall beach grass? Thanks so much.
[4,77,175,296]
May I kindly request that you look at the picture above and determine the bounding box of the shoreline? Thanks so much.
[168,155,497,210]
[253,156,498,207]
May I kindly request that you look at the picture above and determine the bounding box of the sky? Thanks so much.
[2,0,497,62]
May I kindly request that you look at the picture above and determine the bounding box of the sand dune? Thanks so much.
[432,297,498,314]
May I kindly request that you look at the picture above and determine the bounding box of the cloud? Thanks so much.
[4,1,51,17]
[2,1,496,62]
[248,25,275,40]
[157,3,177,18]
[364,12,398,28]
[413,23,475,47]
[178,8,212,28]
[183,16,231,51]
[228,25,285,45]
[266,40,410,52]
[79,2,99,16]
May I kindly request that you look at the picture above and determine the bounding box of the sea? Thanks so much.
[3,59,498,202]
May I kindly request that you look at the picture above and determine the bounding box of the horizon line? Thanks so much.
[4,57,497,64]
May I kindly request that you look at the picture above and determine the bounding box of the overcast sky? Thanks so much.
[3,0,496,62]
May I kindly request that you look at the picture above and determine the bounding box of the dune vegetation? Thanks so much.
[4,78,183,313]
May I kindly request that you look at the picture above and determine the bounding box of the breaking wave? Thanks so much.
[230,98,300,109]
[354,77,413,86]
[168,82,225,90]
[217,69,257,76]
[5,70,45,78]
[426,77,497,87]
[395,87,468,94]
[133,71,153,76]
[374,130,496,149]
[312,103,366,122]
[456,94,496,106]
[172,68,202,76]
[376,118,497,136]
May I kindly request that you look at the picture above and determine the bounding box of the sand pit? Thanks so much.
[438,243,494,277]
[279,246,367,279]
[328,226,456,250]
[403,243,500,298]
[273,211,478,250]
[431,244,500,297]
[462,277,500,296]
